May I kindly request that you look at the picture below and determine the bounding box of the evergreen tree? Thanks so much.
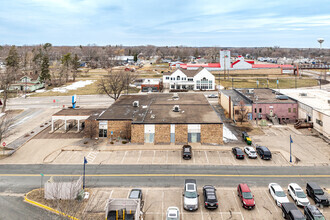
[71,54,80,82]
[40,55,50,82]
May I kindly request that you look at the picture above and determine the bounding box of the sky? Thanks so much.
[0,0,329,48]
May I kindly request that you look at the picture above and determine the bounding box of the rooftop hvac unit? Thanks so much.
[276,95,289,100]
[172,93,179,99]
[299,93,307,96]
[248,89,254,94]
[133,101,139,107]
[173,105,180,112]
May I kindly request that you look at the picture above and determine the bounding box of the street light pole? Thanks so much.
[255,96,258,126]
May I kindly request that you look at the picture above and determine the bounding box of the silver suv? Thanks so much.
[183,179,199,211]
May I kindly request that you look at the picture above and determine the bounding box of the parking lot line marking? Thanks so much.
[218,151,223,165]
[166,151,168,164]
[103,190,113,211]
[180,190,184,220]
[193,151,196,164]
[204,151,209,164]
[152,150,155,164]
[264,189,278,211]
[137,151,142,164]
[161,191,164,220]
[121,151,128,164]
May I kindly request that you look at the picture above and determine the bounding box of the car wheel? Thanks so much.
[296,200,298,206]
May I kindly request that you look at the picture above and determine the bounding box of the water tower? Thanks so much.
[317,38,324,49]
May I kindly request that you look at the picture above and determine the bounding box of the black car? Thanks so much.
[203,185,218,209]
[182,145,192,160]
[256,146,272,160]
[306,182,329,207]
[232,147,244,159]
[304,205,325,220]
[281,202,306,220]
[128,189,143,201]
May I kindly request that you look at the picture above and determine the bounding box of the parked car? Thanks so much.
[256,146,272,160]
[166,206,180,220]
[128,188,143,200]
[288,183,310,207]
[202,185,218,209]
[237,183,255,209]
[232,147,244,159]
[268,183,290,206]
[304,205,325,220]
[182,145,192,160]
[183,179,199,211]
[208,94,218,98]
[281,202,306,220]
[244,146,257,159]
[306,182,329,207]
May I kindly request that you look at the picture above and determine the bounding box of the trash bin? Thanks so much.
[246,137,252,145]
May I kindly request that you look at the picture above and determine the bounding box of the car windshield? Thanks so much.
[242,192,253,199]
[314,189,324,195]
[185,191,197,198]
[184,148,190,152]
[129,190,140,199]
[250,151,256,154]
[296,191,306,198]
[275,191,286,197]
[313,216,325,220]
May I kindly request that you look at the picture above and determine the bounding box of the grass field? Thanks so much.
[218,77,319,89]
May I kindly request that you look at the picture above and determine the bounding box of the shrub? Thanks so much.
[110,141,114,144]
[122,141,127,144]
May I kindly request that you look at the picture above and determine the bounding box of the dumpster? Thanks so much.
[246,137,252,145]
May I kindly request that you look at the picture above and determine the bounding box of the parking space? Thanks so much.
[50,149,289,166]
[86,187,291,220]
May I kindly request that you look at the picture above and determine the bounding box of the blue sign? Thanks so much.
[111,131,113,135]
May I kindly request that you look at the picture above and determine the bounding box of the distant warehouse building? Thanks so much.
[92,93,223,145]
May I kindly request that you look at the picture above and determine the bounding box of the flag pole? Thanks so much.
[290,135,292,163]
[83,157,86,189]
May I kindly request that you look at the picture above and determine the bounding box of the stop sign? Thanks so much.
[2,142,5,147]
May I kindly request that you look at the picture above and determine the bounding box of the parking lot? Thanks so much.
[86,187,330,220]
[48,149,288,166]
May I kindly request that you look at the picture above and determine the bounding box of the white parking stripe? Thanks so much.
[166,151,168,163]
[137,151,142,163]
[232,191,244,220]
[161,191,164,220]
[152,150,156,164]
[204,151,209,164]
[121,151,128,164]
[264,189,278,211]
[218,151,223,165]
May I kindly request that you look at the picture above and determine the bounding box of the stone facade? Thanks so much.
[201,124,223,145]
[155,124,171,144]
[175,124,188,144]
[107,120,131,139]
[131,124,144,143]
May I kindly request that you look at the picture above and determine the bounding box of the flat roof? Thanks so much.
[53,108,105,117]
[237,88,296,104]
[98,93,222,124]
[221,90,252,105]
[279,89,330,115]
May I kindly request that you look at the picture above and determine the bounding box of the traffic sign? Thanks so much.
[2,142,6,147]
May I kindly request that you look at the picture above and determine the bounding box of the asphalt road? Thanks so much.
[1,164,329,193]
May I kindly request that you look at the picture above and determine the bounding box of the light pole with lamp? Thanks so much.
[255,95,258,126]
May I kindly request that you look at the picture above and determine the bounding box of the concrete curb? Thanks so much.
[24,189,79,220]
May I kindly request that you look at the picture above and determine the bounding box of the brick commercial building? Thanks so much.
[94,93,223,145]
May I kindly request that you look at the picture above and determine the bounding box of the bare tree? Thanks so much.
[237,100,249,124]
[98,70,136,101]
[85,120,98,139]
[0,114,14,145]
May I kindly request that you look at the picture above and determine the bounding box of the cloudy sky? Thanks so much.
[0,0,329,47]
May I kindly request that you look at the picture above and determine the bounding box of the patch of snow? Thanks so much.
[35,89,46,93]
[0,113,5,118]
[51,80,95,93]
[223,124,237,143]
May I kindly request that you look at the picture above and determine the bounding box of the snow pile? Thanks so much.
[223,124,237,143]
[35,89,46,93]
[51,80,95,93]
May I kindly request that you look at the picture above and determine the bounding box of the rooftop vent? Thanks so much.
[172,93,179,99]
[133,101,139,107]
[276,95,289,100]
[328,100,330,104]
[248,89,254,94]
[299,93,307,96]
[173,105,180,112]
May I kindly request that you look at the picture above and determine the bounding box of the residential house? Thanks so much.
[10,72,45,92]
[162,67,215,91]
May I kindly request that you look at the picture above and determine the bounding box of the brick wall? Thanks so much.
[107,120,131,139]
[84,119,99,139]
[175,124,188,144]
[201,124,223,145]
[155,124,171,144]
[131,124,144,143]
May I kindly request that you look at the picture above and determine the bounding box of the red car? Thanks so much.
[237,183,255,209]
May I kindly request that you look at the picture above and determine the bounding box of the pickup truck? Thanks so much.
[281,202,306,220]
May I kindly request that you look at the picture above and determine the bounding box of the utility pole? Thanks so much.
[232,78,234,89]
[255,96,258,126]
[25,76,27,99]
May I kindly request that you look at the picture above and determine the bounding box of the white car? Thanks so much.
[166,206,180,220]
[244,146,257,158]
[288,183,310,207]
[268,183,290,206]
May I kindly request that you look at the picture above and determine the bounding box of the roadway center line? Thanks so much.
[1,174,329,177]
